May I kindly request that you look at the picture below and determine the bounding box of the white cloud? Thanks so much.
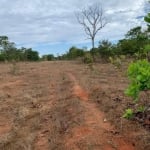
[0,0,148,52]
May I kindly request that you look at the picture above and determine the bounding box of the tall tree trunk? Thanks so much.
[92,37,94,49]
[91,37,95,62]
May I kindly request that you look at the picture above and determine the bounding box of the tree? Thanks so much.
[118,26,149,56]
[125,26,142,39]
[144,13,150,23]
[144,0,150,35]
[98,40,113,58]
[144,11,150,61]
[125,26,148,43]
[0,53,5,61]
[67,46,85,59]
[76,3,107,49]
[117,39,138,55]
[0,36,18,61]
[42,54,55,61]
[0,36,9,52]
[144,12,150,38]
[24,48,39,61]
[0,35,40,62]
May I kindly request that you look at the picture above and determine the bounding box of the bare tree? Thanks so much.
[76,3,107,49]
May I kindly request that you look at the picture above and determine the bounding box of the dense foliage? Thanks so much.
[144,12,150,23]
[41,54,55,61]
[59,46,85,60]
[125,59,150,101]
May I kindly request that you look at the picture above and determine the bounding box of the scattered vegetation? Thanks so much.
[123,59,150,131]
[123,108,134,119]
[137,105,146,113]
[109,56,122,68]
[0,1,149,138]
[0,2,150,150]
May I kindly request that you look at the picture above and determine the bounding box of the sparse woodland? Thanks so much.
[0,2,150,150]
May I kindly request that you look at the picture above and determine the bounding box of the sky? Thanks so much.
[0,0,149,56]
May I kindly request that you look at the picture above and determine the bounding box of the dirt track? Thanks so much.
[0,61,149,150]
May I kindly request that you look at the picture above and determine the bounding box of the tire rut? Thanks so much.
[65,72,135,150]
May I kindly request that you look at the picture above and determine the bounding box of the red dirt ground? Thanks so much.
[65,72,134,150]
[0,61,149,150]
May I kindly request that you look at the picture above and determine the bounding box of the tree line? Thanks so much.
[59,24,150,62]
[0,23,149,63]
[0,36,39,62]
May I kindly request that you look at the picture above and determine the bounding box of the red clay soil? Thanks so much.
[0,116,11,135]
[68,73,89,101]
[34,131,49,150]
[0,61,149,150]
[65,72,135,150]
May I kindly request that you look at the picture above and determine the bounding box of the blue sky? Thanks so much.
[0,0,149,56]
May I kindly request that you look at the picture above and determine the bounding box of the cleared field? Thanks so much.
[0,61,149,150]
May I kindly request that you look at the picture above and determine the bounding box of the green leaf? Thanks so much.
[123,109,134,119]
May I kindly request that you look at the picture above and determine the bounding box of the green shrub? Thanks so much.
[0,53,5,61]
[144,44,150,61]
[123,108,134,119]
[83,53,93,64]
[125,59,150,101]
[134,45,150,60]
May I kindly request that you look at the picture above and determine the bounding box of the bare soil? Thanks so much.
[0,61,149,150]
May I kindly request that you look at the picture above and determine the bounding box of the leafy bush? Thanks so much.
[25,49,39,61]
[0,53,5,61]
[144,44,150,61]
[134,44,150,60]
[42,54,55,61]
[98,40,113,60]
[83,53,93,64]
[68,46,85,59]
[125,59,150,101]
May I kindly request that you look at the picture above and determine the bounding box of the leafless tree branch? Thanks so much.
[76,3,107,48]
